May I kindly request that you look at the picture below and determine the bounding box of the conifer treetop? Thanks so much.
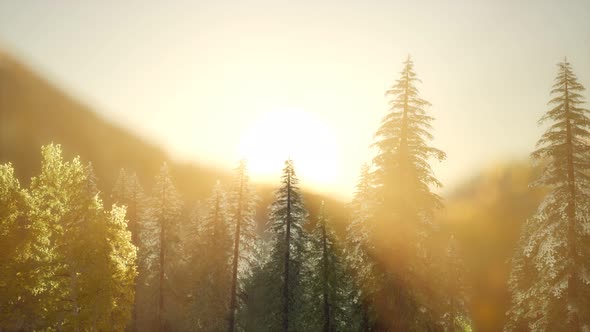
[372,56,445,210]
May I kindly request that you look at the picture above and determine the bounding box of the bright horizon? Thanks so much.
[1,0,588,199]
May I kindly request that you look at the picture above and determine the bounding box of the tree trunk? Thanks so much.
[130,191,139,332]
[563,67,581,331]
[228,172,244,332]
[361,299,370,332]
[322,217,330,332]
[282,172,292,332]
[158,189,166,332]
[449,298,455,332]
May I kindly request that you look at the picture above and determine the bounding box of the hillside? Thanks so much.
[0,52,347,228]
[0,52,223,197]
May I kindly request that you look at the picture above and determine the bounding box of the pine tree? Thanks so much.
[112,169,146,331]
[145,163,183,332]
[370,56,445,329]
[346,163,378,330]
[308,201,353,331]
[266,159,309,331]
[228,160,258,332]
[506,59,590,331]
[191,181,232,331]
[113,169,145,248]
[238,238,273,331]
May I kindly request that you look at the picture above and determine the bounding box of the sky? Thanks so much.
[0,0,589,199]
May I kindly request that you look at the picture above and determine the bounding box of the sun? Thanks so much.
[238,108,339,190]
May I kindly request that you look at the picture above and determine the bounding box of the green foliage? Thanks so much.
[0,144,137,331]
[249,160,310,331]
[106,205,139,331]
[0,163,41,330]
[112,168,146,331]
[307,202,356,331]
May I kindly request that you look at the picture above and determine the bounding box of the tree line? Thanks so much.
[0,56,588,331]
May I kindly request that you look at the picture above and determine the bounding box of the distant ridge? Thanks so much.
[0,51,347,228]
[0,51,231,199]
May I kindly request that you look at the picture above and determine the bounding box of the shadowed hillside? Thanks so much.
[0,52,228,199]
[0,52,347,227]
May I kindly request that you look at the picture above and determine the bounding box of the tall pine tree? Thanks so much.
[145,163,183,332]
[506,59,590,331]
[309,201,353,331]
[112,169,146,331]
[370,56,445,330]
[113,169,145,250]
[191,181,232,331]
[346,163,378,330]
[266,159,309,331]
[227,160,258,332]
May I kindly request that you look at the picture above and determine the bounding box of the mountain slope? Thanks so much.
[0,51,230,199]
[0,52,348,228]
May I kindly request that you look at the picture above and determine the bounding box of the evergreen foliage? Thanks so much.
[439,235,470,332]
[144,163,183,331]
[191,181,232,331]
[346,163,379,330]
[228,160,259,332]
[308,201,355,331]
[112,169,146,331]
[261,159,310,331]
[369,56,446,329]
[506,59,590,332]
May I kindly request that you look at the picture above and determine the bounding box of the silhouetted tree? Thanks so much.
[506,59,590,331]
[266,159,309,331]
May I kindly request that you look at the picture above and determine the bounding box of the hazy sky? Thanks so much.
[1,0,589,198]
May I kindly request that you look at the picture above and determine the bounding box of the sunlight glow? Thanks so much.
[238,108,339,190]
